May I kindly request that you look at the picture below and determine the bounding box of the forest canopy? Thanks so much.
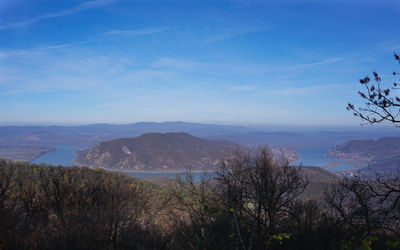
[1,148,399,249]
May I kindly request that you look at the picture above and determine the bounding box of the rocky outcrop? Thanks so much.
[74,132,241,171]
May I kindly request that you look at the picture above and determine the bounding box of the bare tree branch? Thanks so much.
[347,53,400,126]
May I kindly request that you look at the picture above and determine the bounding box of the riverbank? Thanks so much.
[0,145,55,162]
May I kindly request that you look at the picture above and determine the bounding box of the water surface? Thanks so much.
[31,145,79,166]
[31,143,356,176]
[293,145,355,171]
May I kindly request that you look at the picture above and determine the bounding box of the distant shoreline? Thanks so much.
[30,146,57,162]
[72,163,217,174]
[0,145,56,162]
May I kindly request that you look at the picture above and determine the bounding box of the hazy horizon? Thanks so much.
[1,0,400,126]
[1,120,399,135]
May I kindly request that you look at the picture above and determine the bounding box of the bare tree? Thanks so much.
[347,53,400,126]
[325,172,400,249]
[219,148,309,249]
[344,53,400,246]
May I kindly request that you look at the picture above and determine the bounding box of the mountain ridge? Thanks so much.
[74,132,242,171]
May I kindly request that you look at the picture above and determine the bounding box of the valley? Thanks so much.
[1,122,399,175]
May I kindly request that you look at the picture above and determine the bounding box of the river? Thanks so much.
[293,144,355,171]
[31,145,80,166]
[30,144,355,177]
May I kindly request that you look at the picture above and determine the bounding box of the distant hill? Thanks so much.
[302,166,339,183]
[0,122,255,148]
[74,132,241,171]
[327,137,400,171]
[2,121,400,163]
[300,166,339,200]
[2,121,397,149]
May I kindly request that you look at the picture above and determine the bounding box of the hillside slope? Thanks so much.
[327,137,400,171]
[74,132,240,171]
[300,166,339,200]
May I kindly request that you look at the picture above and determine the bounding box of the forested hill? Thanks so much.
[327,137,400,171]
[74,132,241,171]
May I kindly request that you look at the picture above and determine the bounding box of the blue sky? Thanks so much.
[1,0,400,126]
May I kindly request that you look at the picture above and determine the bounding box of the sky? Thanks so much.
[1,0,400,127]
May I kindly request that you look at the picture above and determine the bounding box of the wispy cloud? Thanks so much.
[229,85,258,92]
[287,58,345,70]
[151,57,201,71]
[103,27,171,36]
[0,46,365,125]
[0,0,117,30]
[149,56,346,80]
[0,40,97,58]
[201,27,270,45]
[266,83,352,97]
[37,40,97,50]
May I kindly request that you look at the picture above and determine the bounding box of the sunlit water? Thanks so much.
[31,145,79,166]
[293,145,355,171]
[31,145,217,180]
[31,144,355,177]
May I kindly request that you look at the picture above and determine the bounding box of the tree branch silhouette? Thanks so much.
[347,53,400,127]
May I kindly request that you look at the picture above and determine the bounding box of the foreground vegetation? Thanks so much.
[0,148,399,249]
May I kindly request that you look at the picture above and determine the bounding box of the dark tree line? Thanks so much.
[167,148,400,250]
[325,172,400,249]
[1,149,400,249]
[0,160,168,250]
